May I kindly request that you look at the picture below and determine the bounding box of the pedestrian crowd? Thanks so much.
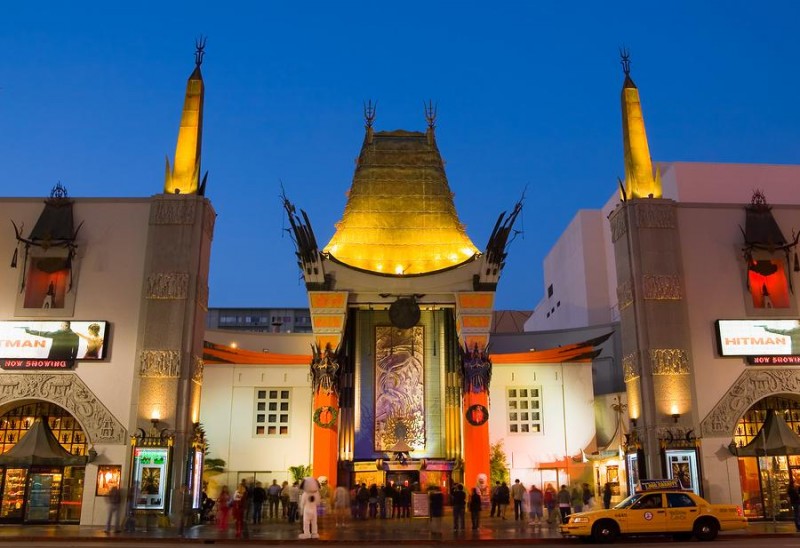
[202,475,612,537]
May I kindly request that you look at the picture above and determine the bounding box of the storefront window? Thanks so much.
[58,467,84,522]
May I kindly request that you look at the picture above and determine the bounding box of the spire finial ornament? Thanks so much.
[363,100,377,129]
[195,35,207,67]
[620,46,631,76]
[424,100,437,129]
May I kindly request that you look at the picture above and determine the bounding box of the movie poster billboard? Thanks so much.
[0,320,109,369]
[133,447,170,511]
[716,319,800,364]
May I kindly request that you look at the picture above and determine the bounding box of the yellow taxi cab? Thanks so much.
[559,479,747,542]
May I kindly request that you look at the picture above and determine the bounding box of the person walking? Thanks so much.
[497,481,511,519]
[469,487,482,531]
[105,483,122,533]
[602,482,613,509]
[789,481,800,532]
[582,483,594,510]
[332,484,350,527]
[544,483,558,526]
[451,483,467,531]
[557,485,571,524]
[287,481,301,523]
[266,480,281,519]
[429,486,444,537]
[511,479,526,520]
[490,481,500,517]
[528,484,544,525]
[571,484,583,513]
[216,485,231,533]
[252,481,266,524]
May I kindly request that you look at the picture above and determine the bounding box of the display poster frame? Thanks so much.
[191,449,203,510]
[132,447,170,511]
[96,465,122,496]
[0,320,110,370]
[716,319,800,364]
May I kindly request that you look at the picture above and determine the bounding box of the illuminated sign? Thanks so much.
[0,320,109,369]
[133,447,170,511]
[715,319,800,364]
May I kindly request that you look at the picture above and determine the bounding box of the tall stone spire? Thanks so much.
[164,38,206,195]
[620,49,661,199]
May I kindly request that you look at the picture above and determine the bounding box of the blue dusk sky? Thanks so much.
[1,2,798,311]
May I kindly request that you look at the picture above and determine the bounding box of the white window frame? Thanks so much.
[506,386,543,435]
[254,388,291,437]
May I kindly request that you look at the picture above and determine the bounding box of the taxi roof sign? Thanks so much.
[638,479,682,492]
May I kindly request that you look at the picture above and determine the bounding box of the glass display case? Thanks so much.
[133,447,170,510]
[0,468,26,520]
[58,466,84,523]
[24,469,62,522]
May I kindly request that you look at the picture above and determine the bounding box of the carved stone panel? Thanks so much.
[650,349,690,375]
[146,272,190,300]
[139,350,182,378]
[636,203,675,228]
[617,280,633,311]
[642,274,682,300]
[192,355,204,385]
[623,352,640,382]
[151,199,196,225]
[0,373,126,444]
[610,212,628,242]
[701,368,800,436]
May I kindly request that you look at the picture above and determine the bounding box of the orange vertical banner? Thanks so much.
[312,390,339,488]
[462,390,490,491]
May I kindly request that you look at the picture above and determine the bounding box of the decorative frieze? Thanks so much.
[146,272,190,300]
[610,212,628,242]
[702,369,800,436]
[617,280,633,311]
[139,350,182,378]
[0,373,126,444]
[650,349,690,375]
[151,199,196,225]
[635,203,675,228]
[623,353,640,382]
[642,274,682,300]
[192,355,204,385]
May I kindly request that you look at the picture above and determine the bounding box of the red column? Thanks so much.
[462,390,490,490]
[312,390,339,488]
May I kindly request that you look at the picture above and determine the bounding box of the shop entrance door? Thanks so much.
[24,469,62,523]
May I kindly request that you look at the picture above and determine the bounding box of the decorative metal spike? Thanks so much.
[619,46,631,76]
[10,248,17,268]
[195,35,207,67]
[424,100,437,128]
[794,251,799,272]
[363,99,377,128]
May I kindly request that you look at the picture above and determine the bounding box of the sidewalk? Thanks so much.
[0,515,795,544]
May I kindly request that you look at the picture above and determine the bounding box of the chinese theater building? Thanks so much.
[268,104,608,495]
[529,51,800,519]
[0,45,213,525]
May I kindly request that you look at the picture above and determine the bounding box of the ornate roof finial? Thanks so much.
[195,35,207,67]
[424,100,437,129]
[620,46,631,76]
[363,99,377,129]
[50,182,68,199]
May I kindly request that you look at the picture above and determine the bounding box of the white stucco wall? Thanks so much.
[489,361,596,487]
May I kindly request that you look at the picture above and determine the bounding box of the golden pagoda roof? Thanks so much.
[323,128,479,275]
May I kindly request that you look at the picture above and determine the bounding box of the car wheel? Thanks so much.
[592,520,619,543]
[693,518,719,541]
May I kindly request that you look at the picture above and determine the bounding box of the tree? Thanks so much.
[289,464,312,483]
[490,441,510,485]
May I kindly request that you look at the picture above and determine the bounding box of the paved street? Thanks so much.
[0,515,796,545]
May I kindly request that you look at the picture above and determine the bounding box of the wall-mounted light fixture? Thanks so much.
[670,403,680,423]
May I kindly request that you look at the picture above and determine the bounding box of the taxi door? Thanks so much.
[665,492,699,532]
[626,493,667,533]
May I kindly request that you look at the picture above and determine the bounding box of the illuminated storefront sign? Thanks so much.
[716,319,800,364]
[0,320,109,369]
